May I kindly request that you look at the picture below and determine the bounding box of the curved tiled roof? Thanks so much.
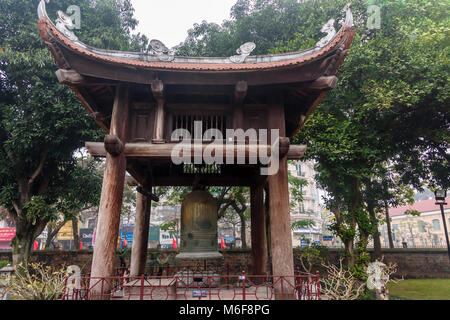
[389,198,450,217]
[37,0,355,73]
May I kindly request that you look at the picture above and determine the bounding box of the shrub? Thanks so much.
[321,258,365,300]
[298,244,329,274]
[6,262,68,300]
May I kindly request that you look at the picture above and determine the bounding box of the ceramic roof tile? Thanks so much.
[38,17,354,73]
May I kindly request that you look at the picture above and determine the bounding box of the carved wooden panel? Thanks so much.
[243,108,267,132]
[129,103,155,143]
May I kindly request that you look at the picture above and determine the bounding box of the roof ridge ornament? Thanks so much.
[316,19,336,49]
[55,10,78,42]
[38,0,79,42]
[229,42,256,63]
[343,3,354,28]
[150,39,175,62]
[37,0,49,21]
[316,4,353,49]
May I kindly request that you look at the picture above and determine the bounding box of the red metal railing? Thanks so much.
[62,270,321,301]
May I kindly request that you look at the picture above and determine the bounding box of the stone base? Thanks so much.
[174,271,221,288]
[175,251,223,260]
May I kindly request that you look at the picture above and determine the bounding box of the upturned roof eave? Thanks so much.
[37,0,355,75]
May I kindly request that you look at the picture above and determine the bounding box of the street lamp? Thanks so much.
[434,189,450,261]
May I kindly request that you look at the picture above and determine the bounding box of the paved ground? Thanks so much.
[112,283,320,300]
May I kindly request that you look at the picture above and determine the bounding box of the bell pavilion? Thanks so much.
[37,0,355,299]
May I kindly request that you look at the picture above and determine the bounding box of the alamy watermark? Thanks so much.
[367,5,381,30]
[170,121,281,176]
[65,5,81,30]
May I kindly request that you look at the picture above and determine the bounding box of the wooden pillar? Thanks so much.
[267,92,294,299]
[152,80,165,144]
[268,157,294,273]
[233,81,247,129]
[130,188,151,276]
[268,156,295,300]
[90,85,129,296]
[251,183,267,276]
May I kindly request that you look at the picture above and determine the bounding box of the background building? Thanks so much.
[379,198,450,248]
[288,161,326,247]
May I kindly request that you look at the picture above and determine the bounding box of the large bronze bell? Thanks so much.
[175,189,223,260]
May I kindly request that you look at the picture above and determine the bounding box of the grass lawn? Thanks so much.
[387,279,450,300]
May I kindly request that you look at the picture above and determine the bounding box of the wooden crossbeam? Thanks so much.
[125,176,159,202]
[85,141,307,160]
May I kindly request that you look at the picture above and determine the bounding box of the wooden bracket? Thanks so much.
[233,81,248,129]
[151,80,164,101]
[137,186,160,203]
[278,137,290,159]
[104,134,124,156]
[55,69,85,85]
[235,81,248,104]
[93,112,110,122]
[308,76,339,91]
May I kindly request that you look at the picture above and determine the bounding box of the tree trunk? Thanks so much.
[331,204,357,267]
[232,223,237,248]
[344,239,356,267]
[72,217,80,250]
[44,232,54,249]
[11,219,48,266]
[11,232,34,267]
[384,201,394,249]
[364,179,381,259]
[239,212,247,249]
[368,202,382,260]
[45,220,66,249]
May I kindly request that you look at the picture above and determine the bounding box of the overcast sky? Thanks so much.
[130,0,237,48]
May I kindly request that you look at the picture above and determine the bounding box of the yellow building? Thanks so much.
[379,198,450,248]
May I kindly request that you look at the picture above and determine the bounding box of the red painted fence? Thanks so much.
[62,271,321,301]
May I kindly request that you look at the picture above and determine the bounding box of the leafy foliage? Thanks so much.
[178,0,449,270]
[5,262,68,300]
[177,0,307,57]
[290,0,449,267]
[160,218,180,239]
[297,243,328,274]
[321,257,366,300]
[0,0,146,265]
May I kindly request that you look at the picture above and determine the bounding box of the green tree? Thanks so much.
[159,218,180,246]
[175,0,448,271]
[0,0,146,265]
[291,0,449,268]
[177,0,307,57]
